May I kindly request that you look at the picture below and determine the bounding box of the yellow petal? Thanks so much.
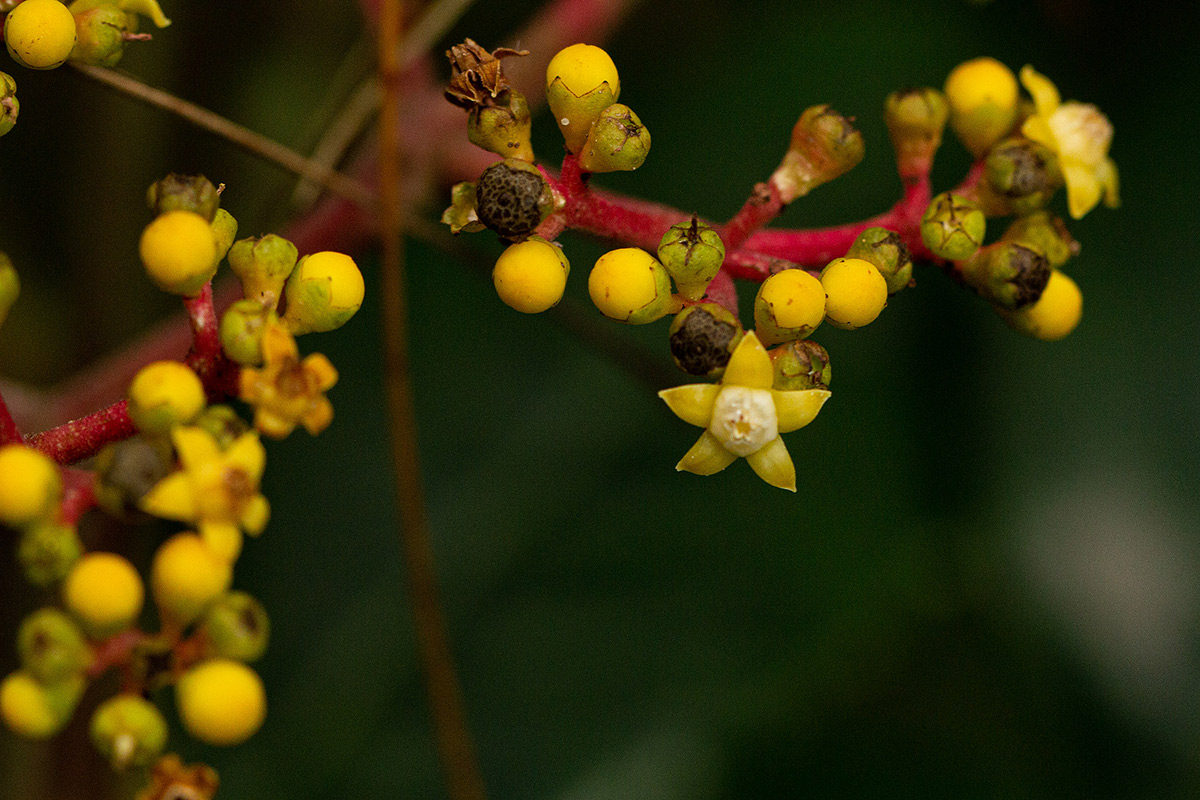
[171,426,221,470]
[262,321,299,364]
[303,353,339,391]
[657,384,720,427]
[254,409,297,440]
[301,398,334,435]
[1020,115,1056,151]
[1019,65,1060,119]
[139,472,197,522]
[675,431,738,476]
[240,495,270,535]
[745,436,796,492]
[722,332,773,390]
[772,389,831,433]
[224,432,266,481]
[200,521,242,562]
[1099,157,1120,208]
[1063,162,1102,219]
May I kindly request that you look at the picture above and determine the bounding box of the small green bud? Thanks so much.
[920,192,986,261]
[146,174,220,221]
[210,208,238,265]
[441,182,486,235]
[475,158,556,241]
[17,521,82,587]
[193,404,251,450]
[281,251,364,335]
[667,303,744,378]
[985,137,1061,215]
[227,234,298,307]
[1000,211,1078,268]
[884,87,949,178]
[771,105,865,203]
[93,435,174,516]
[89,695,168,771]
[18,609,91,683]
[0,252,19,328]
[219,299,274,365]
[577,103,651,173]
[0,72,17,136]
[846,227,913,294]
[657,218,725,301]
[768,339,831,391]
[199,591,270,663]
[69,5,133,67]
[959,241,1050,310]
[468,88,534,162]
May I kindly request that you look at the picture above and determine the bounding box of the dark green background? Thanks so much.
[2,0,1199,797]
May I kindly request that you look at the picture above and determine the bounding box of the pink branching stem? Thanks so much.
[59,467,96,526]
[86,628,146,679]
[720,181,787,252]
[26,400,135,465]
[0,391,20,444]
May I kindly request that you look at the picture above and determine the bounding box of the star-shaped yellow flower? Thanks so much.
[138,426,270,561]
[658,332,830,491]
[1019,65,1119,220]
[239,320,338,439]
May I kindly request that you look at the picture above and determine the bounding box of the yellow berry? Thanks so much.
[588,247,675,324]
[1000,269,1082,341]
[0,444,61,527]
[281,251,364,335]
[944,57,1019,157]
[63,552,144,637]
[492,237,569,314]
[754,268,825,345]
[139,210,219,296]
[820,257,888,330]
[4,0,76,70]
[176,659,265,746]
[0,672,59,738]
[151,532,233,626]
[545,43,619,98]
[127,360,206,434]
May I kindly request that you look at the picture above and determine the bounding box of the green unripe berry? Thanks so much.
[1000,211,1077,268]
[820,257,888,330]
[90,695,168,770]
[199,591,270,663]
[667,303,743,378]
[884,87,949,177]
[588,248,676,324]
[769,339,831,391]
[754,268,825,346]
[771,105,865,202]
[281,251,364,335]
[18,608,90,683]
[468,88,535,162]
[474,159,554,241]
[492,236,570,314]
[0,72,17,136]
[228,234,298,306]
[959,241,1050,310]
[846,227,913,295]
[219,299,273,365]
[0,251,20,326]
[5,0,77,70]
[577,103,651,173]
[69,5,131,66]
[657,218,724,301]
[146,174,220,221]
[920,192,985,262]
[17,521,81,587]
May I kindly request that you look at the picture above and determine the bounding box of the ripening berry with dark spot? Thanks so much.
[475,160,551,241]
[668,304,744,378]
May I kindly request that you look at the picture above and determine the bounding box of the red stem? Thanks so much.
[26,400,135,465]
[86,628,146,679]
[59,467,96,526]
[719,180,786,252]
[0,390,20,444]
[183,284,239,397]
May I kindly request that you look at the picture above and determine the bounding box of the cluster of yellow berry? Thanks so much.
[0,0,171,135]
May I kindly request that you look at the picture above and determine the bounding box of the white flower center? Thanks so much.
[709,386,778,457]
[1049,102,1113,167]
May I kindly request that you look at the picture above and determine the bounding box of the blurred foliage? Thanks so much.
[3,0,1200,798]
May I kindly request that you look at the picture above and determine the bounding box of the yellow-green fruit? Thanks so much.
[18,608,90,683]
[89,694,168,769]
[0,251,20,325]
[63,552,144,637]
[127,360,206,434]
[0,72,16,136]
[17,521,81,587]
[198,591,270,663]
[588,248,675,324]
[281,251,364,335]
[0,444,61,527]
[545,43,620,153]
[139,210,219,296]
[999,269,1082,341]
[754,268,825,346]
[820,257,888,330]
[0,672,62,738]
[151,532,233,626]
[492,236,570,314]
[176,659,266,746]
[5,0,76,69]
[943,57,1019,157]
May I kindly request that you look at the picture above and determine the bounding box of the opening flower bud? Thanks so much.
[176,659,266,746]
[139,210,219,296]
[959,242,1050,310]
[281,251,364,335]
[152,532,233,627]
[546,43,620,153]
[845,227,913,294]
[588,248,677,324]
[577,103,651,173]
[146,174,220,221]
[90,695,168,770]
[944,57,1019,157]
[0,671,79,739]
[228,235,298,307]
[658,218,724,301]
[920,192,986,262]
[127,360,206,434]
[771,105,864,203]
[0,444,62,527]
[769,340,831,391]
[63,552,145,638]
[997,268,1081,341]
[492,236,570,314]
[469,89,535,162]
[754,268,825,345]
[198,591,270,663]
[667,303,743,378]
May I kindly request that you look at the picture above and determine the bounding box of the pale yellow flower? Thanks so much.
[239,321,337,439]
[1019,65,1119,219]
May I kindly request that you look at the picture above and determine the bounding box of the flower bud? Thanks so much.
[5,0,76,69]
[667,303,743,378]
[441,181,486,235]
[0,671,82,739]
[93,435,174,516]
[468,88,534,162]
[152,532,233,627]
[577,103,651,173]
[770,105,864,203]
[884,87,949,178]
[657,218,724,301]
[588,248,678,324]
[69,5,133,66]
[474,158,556,242]
[127,360,206,434]
[944,57,1019,157]
[998,268,1081,341]
[193,404,251,450]
[0,251,19,326]
[227,234,297,307]
[984,137,1060,214]
[0,444,62,527]
[492,236,570,314]
[90,695,168,770]
[769,339,831,391]
[0,72,18,136]
[198,591,270,663]
[754,268,825,346]
[219,299,273,365]
[63,552,144,638]
[820,257,888,330]
[18,608,90,683]
[1000,211,1078,268]
[920,192,986,261]
[845,227,913,294]
[281,251,364,335]
[959,242,1050,310]
[176,659,266,746]
[140,210,219,296]
[17,521,82,587]
[546,43,620,154]
[146,174,220,221]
